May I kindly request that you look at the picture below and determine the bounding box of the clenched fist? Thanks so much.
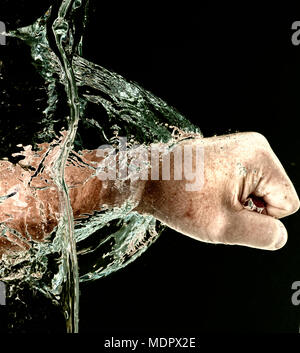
[136,132,300,250]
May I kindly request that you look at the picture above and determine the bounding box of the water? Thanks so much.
[0,0,201,332]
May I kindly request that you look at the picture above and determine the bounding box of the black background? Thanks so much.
[79,3,300,335]
[1,0,300,337]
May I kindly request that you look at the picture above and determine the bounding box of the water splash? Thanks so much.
[0,0,201,332]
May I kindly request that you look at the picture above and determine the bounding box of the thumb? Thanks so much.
[223,209,288,251]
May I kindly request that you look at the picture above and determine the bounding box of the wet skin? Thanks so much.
[0,132,299,257]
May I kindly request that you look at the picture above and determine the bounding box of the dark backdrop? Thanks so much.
[79,3,300,335]
[0,1,300,335]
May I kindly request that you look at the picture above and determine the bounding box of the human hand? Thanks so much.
[136,132,300,251]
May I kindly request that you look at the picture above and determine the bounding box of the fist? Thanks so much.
[136,132,300,251]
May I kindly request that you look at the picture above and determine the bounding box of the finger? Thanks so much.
[255,149,300,218]
[223,209,288,251]
[258,176,299,219]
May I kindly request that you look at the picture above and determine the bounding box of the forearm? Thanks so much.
[66,148,147,216]
[0,146,144,256]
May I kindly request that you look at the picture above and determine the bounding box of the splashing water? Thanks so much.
[0,0,201,332]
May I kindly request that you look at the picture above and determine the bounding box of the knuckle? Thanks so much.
[238,132,271,159]
[248,132,269,145]
[243,132,270,151]
[286,197,300,215]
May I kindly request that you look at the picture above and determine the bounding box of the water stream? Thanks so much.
[0,0,201,332]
